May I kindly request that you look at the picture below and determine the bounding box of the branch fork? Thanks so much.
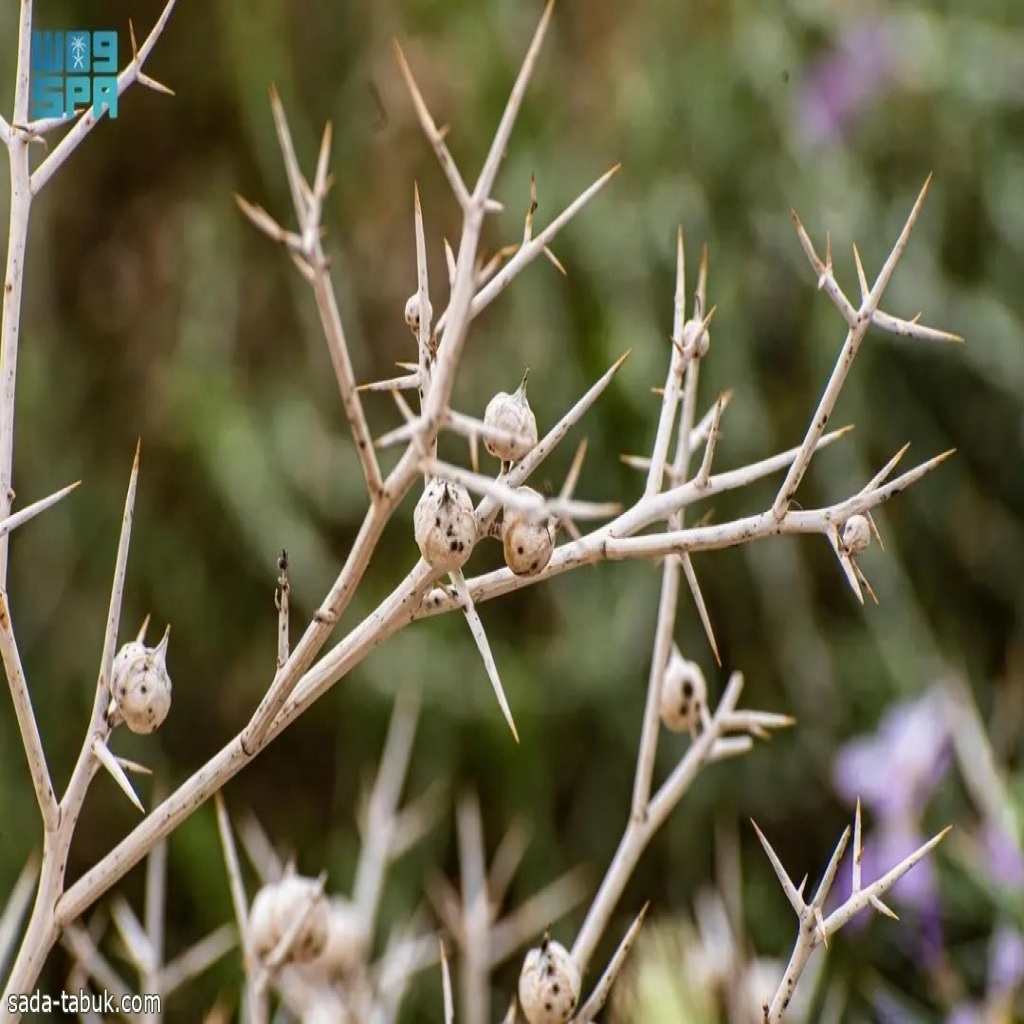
[756,802,951,1022]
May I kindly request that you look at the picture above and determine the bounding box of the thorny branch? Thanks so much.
[755,802,951,1022]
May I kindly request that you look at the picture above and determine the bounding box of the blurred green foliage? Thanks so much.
[1,0,1023,1021]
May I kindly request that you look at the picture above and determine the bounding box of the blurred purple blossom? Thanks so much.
[826,813,946,966]
[980,819,1024,889]
[833,685,1024,1015]
[830,688,952,948]
[833,687,953,821]
[798,20,896,145]
[944,925,1024,1023]
[945,1005,981,1024]
[857,817,943,912]
[988,924,1024,997]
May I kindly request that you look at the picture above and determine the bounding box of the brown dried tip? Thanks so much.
[608,349,631,373]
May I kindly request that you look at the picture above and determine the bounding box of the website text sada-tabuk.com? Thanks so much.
[7,989,160,1015]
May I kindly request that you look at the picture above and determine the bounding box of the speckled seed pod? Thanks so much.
[842,514,871,556]
[681,316,710,359]
[405,292,433,336]
[518,937,581,1024]
[413,478,476,572]
[248,876,329,965]
[483,372,538,462]
[109,628,172,735]
[502,487,555,577]
[311,897,368,976]
[659,649,707,734]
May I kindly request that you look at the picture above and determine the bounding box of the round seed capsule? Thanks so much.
[659,649,707,734]
[109,629,172,735]
[681,316,710,359]
[405,292,432,335]
[304,993,353,1024]
[248,875,329,965]
[502,487,555,577]
[413,478,476,572]
[312,897,368,976]
[518,937,581,1024]
[842,514,871,556]
[483,372,538,462]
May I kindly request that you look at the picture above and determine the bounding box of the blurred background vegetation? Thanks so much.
[1,0,1023,1020]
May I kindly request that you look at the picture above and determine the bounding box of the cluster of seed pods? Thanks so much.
[413,368,557,579]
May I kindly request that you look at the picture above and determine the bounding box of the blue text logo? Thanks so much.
[30,30,119,120]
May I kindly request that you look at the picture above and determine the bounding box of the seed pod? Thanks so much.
[311,897,368,976]
[842,514,871,556]
[502,487,555,577]
[248,875,329,965]
[405,292,432,335]
[681,316,710,359]
[109,627,172,735]
[659,648,706,735]
[483,371,538,462]
[518,936,581,1024]
[413,478,476,572]
[304,993,354,1024]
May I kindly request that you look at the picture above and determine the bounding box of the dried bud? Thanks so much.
[248,875,329,965]
[483,371,538,462]
[681,316,710,359]
[311,897,368,976]
[518,936,581,1024]
[404,292,432,335]
[109,627,172,735]
[414,478,476,572]
[502,487,555,577]
[842,514,871,556]
[659,648,706,734]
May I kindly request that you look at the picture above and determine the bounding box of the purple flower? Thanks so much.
[830,687,953,957]
[945,1005,982,1024]
[833,688,952,821]
[943,926,1024,1022]
[980,819,1024,889]
[798,20,896,145]
[988,925,1024,998]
